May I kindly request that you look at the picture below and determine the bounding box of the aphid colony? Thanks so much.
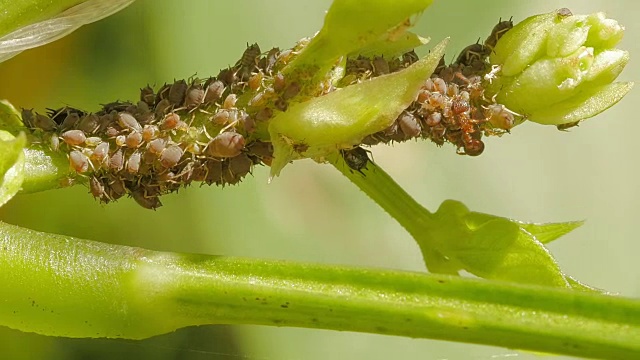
[22,18,516,207]
[347,19,516,156]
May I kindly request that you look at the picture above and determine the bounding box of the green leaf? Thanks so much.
[421,200,571,288]
[269,39,448,178]
[286,0,432,73]
[518,220,584,244]
[0,131,26,207]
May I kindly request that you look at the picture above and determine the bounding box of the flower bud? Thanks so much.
[488,10,632,126]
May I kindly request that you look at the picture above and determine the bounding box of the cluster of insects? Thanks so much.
[348,18,516,157]
[22,17,521,207]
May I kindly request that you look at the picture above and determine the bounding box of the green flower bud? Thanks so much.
[488,9,632,126]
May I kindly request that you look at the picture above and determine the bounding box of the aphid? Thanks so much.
[462,138,485,156]
[109,149,125,171]
[372,56,390,76]
[455,43,487,67]
[255,107,273,121]
[248,72,263,91]
[223,93,238,110]
[155,99,172,116]
[262,47,280,74]
[89,176,106,200]
[115,135,126,147]
[205,159,223,185]
[107,178,126,201]
[105,126,119,138]
[127,151,141,174]
[185,84,205,108]
[204,80,225,103]
[206,132,245,158]
[34,113,57,132]
[160,112,181,130]
[69,150,89,173]
[274,98,288,111]
[556,121,580,131]
[125,131,143,148]
[131,188,162,210]
[60,112,80,130]
[140,85,156,106]
[92,142,110,164]
[117,112,142,132]
[61,129,87,146]
[239,111,255,133]
[212,109,232,125]
[276,49,295,66]
[247,141,273,165]
[486,104,516,130]
[142,124,159,142]
[217,68,237,86]
[77,114,100,134]
[236,43,261,80]
[282,82,301,101]
[48,133,60,151]
[397,112,421,139]
[148,138,167,155]
[228,154,252,178]
[248,92,267,107]
[160,144,184,168]
[432,77,447,94]
[425,112,442,127]
[557,8,572,18]
[341,147,371,175]
[273,73,286,92]
[484,19,514,50]
[168,79,188,106]
[85,137,102,147]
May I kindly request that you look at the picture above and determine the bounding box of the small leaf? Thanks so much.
[0,131,26,207]
[286,0,433,73]
[518,220,584,244]
[269,39,448,177]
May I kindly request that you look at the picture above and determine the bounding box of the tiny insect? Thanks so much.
[340,147,372,175]
[484,18,514,50]
[168,80,188,106]
[61,129,87,146]
[235,43,261,80]
[69,150,90,173]
[117,112,142,132]
[556,121,580,131]
[206,132,245,158]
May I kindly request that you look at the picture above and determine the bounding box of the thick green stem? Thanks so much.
[1,221,639,359]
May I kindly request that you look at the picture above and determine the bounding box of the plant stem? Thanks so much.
[0,221,638,359]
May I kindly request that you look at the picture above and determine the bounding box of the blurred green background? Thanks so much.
[0,0,638,359]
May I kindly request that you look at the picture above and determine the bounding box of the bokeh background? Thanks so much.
[0,0,638,359]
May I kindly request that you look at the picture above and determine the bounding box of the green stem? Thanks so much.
[0,221,639,359]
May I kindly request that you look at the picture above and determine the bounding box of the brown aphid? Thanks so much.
[557,8,572,18]
[148,138,167,155]
[236,43,261,80]
[556,121,580,131]
[77,114,100,134]
[69,150,89,173]
[168,79,188,106]
[160,144,184,168]
[282,82,301,100]
[140,85,155,106]
[97,113,114,133]
[61,129,87,146]
[205,160,223,184]
[126,131,143,148]
[455,43,487,67]
[117,112,142,132]
[85,137,102,147]
[341,147,371,175]
[131,188,162,210]
[274,98,288,111]
[273,73,286,92]
[372,56,390,76]
[185,84,205,108]
[107,177,126,201]
[262,47,280,74]
[397,112,421,139]
[485,19,514,50]
[217,67,238,86]
[155,99,172,117]
[248,72,263,91]
[223,93,237,110]
[127,151,142,174]
[105,126,119,138]
[34,113,57,132]
[425,112,442,127]
[486,104,515,130]
[206,132,245,158]
[212,109,232,125]
[60,112,80,130]
[109,149,125,172]
[255,107,273,121]
[204,80,225,103]
[160,112,181,130]
[142,124,159,142]
[89,176,107,201]
[239,111,255,133]
[228,153,253,181]
[463,138,485,156]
